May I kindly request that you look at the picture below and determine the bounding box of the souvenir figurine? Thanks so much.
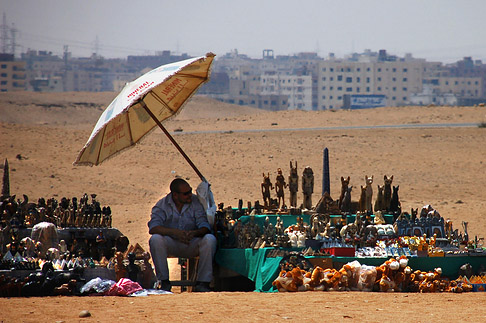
[115,251,127,281]
[288,161,299,208]
[127,252,140,283]
[275,168,287,209]
[261,173,273,209]
[302,166,314,210]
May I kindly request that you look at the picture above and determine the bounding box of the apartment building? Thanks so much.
[260,71,312,110]
[317,53,428,109]
[0,53,26,92]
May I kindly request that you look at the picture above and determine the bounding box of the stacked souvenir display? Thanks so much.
[215,164,481,258]
[272,255,474,293]
[0,165,155,297]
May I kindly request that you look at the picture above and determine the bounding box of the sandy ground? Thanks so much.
[1,91,486,322]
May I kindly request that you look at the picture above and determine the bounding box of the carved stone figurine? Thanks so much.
[374,184,385,212]
[365,175,373,213]
[114,251,127,282]
[288,161,299,208]
[383,175,393,212]
[275,168,288,209]
[302,166,314,210]
[261,173,274,209]
[141,252,155,289]
[127,252,140,283]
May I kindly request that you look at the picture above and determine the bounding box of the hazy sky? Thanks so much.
[3,0,485,63]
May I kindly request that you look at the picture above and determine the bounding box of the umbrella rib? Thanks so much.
[96,125,108,165]
[125,110,134,145]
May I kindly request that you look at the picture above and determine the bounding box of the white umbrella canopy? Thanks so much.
[73,52,215,180]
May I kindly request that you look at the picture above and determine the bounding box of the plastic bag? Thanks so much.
[346,260,361,290]
[357,264,377,292]
[80,277,116,294]
[106,278,143,296]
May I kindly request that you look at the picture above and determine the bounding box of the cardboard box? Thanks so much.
[324,247,356,257]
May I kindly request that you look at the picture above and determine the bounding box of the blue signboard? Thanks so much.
[346,94,387,109]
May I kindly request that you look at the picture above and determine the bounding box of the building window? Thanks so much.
[367,68,370,71]
[378,77,382,82]
[357,87,360,93]
[0,81,7,85]
[322,77,326,81]
[330,86,333,90]
[392,68,396,72]
[322,95,326,99]
[338,96,342,100]
[0,73,7,77]
[330,77,334,81]
[392,77,396,82]
[357,68,361,72]
[378,68,381,72]
[445,81,449,85]
[330,68,334,72]
[393,87,396,91]
[403,97,407,101]
[346,77,352,83]
[346,68,351,72]
[357,77,360,83]
[330,96,333,99]
[337,86,342,91]
[346,87,352,92]
[378,87,381,91]
[0,64,6,69]
[366,87,370,92]
[322,86,326,90]
[392,96,396,100]
[403,87,407,91]
[403,78,408,82]
[366,77,370,83]
[337,75,343,81]
[403,68,408,72]
[322,68,326,72]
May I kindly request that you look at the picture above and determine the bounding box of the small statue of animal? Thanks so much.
[358,186,367,213]
[389,185,401,215]
[374,184,385,212]
[383,175,393,211]
[339,176,350,209]
[365,175,373,213]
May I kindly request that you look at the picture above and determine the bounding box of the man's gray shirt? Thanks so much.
[148,193,211,232]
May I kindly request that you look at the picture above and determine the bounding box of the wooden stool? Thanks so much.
[171,257,199,292]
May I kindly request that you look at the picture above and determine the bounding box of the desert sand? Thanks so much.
[1,91,486,322]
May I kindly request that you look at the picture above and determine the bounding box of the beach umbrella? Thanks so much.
[73,53,216,221]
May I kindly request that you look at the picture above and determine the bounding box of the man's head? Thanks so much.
[170,178,193,205]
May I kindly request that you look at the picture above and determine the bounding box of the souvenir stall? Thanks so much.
[213,164,486,293]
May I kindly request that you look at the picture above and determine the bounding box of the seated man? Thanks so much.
[148,178,217,292]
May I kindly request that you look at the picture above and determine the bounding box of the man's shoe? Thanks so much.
[154,280,172,292]
[193,281,211,292]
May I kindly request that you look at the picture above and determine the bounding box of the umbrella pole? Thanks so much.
[141,103,205,181]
